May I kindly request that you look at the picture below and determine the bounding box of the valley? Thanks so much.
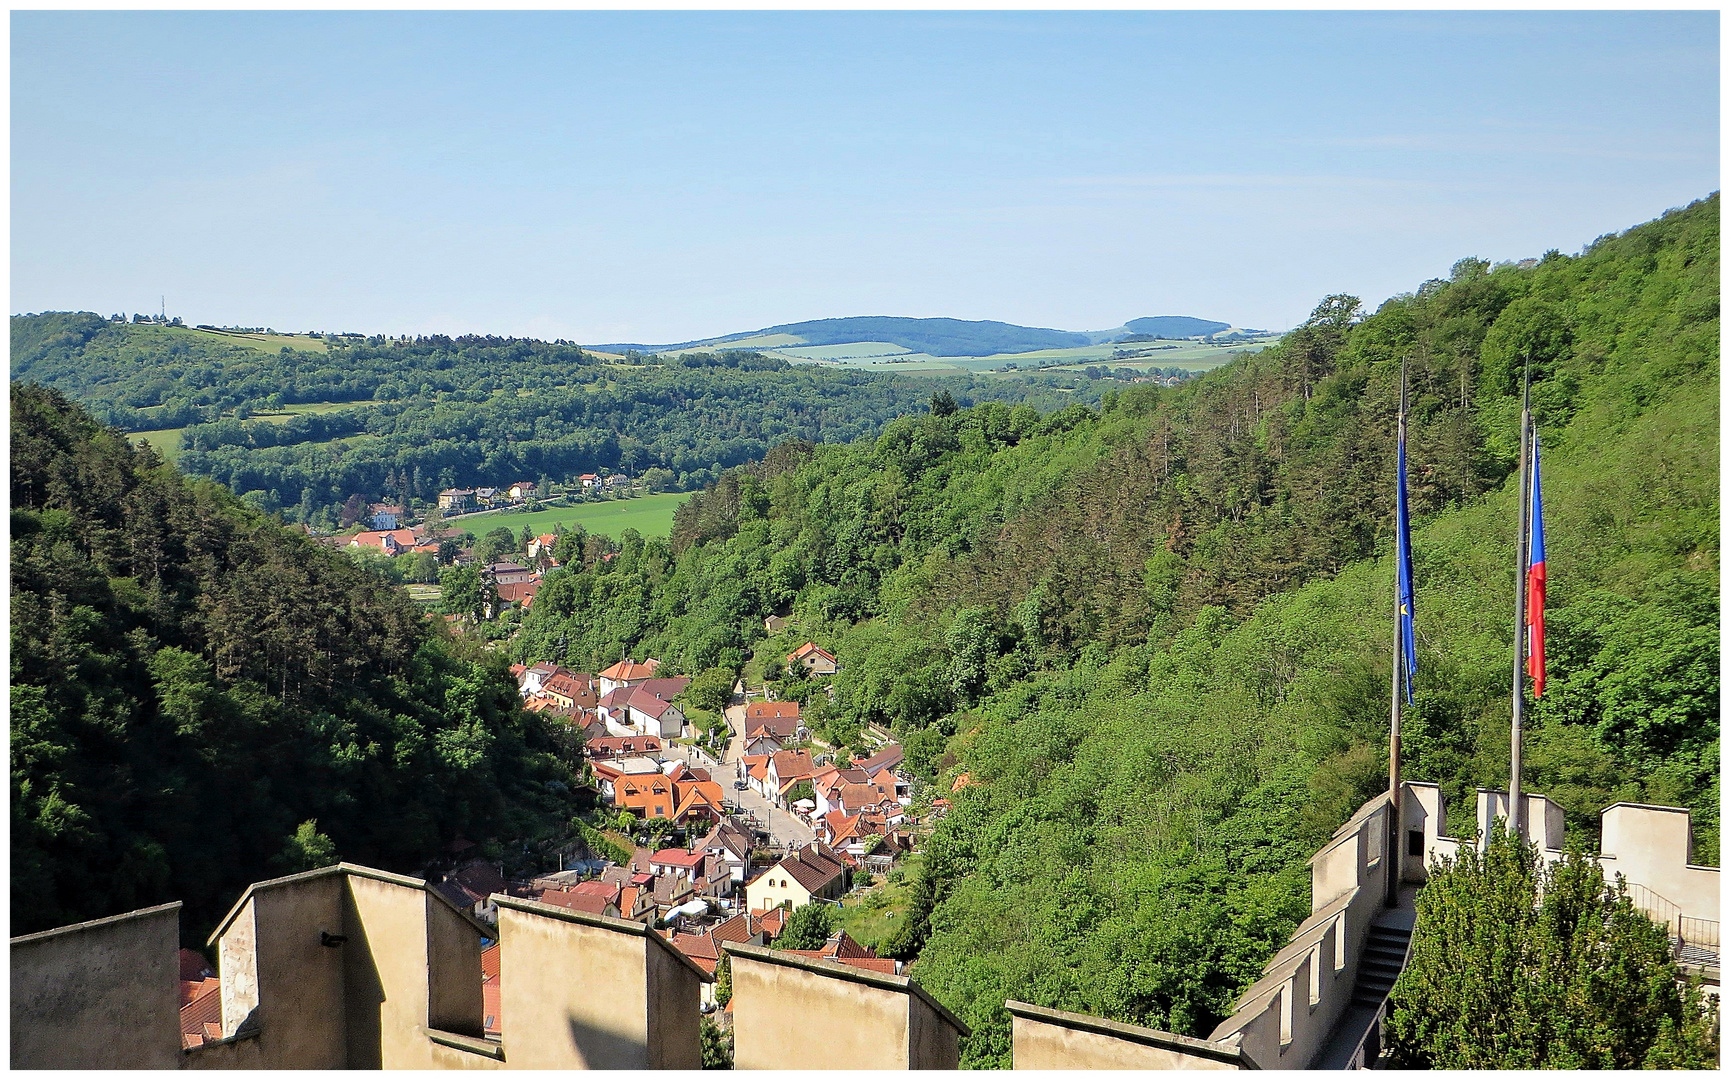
[9,194,1720,1068]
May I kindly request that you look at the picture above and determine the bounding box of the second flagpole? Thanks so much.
[1508,361,1533,838]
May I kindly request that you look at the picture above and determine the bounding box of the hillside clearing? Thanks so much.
[458,491,690,540]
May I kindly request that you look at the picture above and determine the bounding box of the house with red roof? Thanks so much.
[743,731,788,757]
[176,948,223,1048]
[596,657,663,696]
[740,754,774,800]
[649,846,708,883]
[348,528,418,556]
[481,944,502,1037]
[495,579,541,610]
[696,819,755,887]
[586,734,664,760]
[598,676,691,739]
[534,888,619,918]
[749,905,787,939]
[743,701,805,747]
[517,662,559,696]
[664,909,773,1008]
[434,861,508,923]
[744,842,848,913]
[766,750,817,807]
[853,743,905,778]
[745,700,801,723]
[526,531,559,562]
[787,642,839,676]
[614,772,676,819]
[543,671,597,711]
[783,930,901,976]
[671,780,728,828]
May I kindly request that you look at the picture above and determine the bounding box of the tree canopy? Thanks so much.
[10,385,577,939]
[503,195,1718,1064]
[1386,825,1718,1068]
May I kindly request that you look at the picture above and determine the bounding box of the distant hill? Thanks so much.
[599,313,1240,358]
[1123,315,1232,339]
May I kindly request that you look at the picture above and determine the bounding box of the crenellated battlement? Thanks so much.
[11,791,1715,1070]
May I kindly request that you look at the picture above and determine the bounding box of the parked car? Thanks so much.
[733,779,748,790]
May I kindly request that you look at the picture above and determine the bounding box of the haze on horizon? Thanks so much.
[10,10,1719,344]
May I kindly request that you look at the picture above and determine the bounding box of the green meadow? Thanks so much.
[458,490,691,540]
[755,335,1280,375]
[180,325,328,353]
[135,426,186,462]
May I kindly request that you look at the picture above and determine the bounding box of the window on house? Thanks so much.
[1408,830,1424,857]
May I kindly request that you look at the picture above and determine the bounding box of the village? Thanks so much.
[315,478,632,620]
[173,637,951,1052]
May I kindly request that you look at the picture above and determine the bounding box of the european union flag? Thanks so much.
[1396,427,1416,703]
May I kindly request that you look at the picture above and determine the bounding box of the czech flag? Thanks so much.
[1525,435,1546,696]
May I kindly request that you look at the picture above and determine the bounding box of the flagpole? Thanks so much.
[1388,360,1407,906]
[1509,362,1532,838]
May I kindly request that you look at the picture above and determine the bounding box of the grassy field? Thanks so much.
[243,400,387,425]
[754,335,1281,375]
[134,427,185,461]
[457,491,690,540]
[836,852,924,953]
[179,325,327,353]
[127,398,387,461]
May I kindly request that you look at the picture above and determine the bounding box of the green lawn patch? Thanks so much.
[836,852,923,954]
[133,427,185,462]
[459,491,691,540]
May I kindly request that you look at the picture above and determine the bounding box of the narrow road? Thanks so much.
[671,705,814,850]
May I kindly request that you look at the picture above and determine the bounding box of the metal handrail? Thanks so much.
[1677,916,1719,950]
[1624,882,1718,966]
[1624,882,1682,931]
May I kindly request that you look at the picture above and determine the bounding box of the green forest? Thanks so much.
[10,384,578,940]
[507,195,1719,1064]
[9,316,1103,520]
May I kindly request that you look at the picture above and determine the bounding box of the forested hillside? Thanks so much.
[10,385,578,938]
[10,317,1092,518]
[509,194,1719,1064]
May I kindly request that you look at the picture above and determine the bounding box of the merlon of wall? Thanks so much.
[723,940,967,1070]
[1006,999,1254,1070]
[11,901,184,1070]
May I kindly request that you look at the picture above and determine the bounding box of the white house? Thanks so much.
[744,843,847,914]
[599,677,692,740]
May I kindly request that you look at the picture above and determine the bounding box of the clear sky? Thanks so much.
[11,10,1719,343]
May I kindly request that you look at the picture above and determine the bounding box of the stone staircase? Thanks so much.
[1350,921,1413,1007]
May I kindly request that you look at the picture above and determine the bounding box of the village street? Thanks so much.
[666,724,815,849]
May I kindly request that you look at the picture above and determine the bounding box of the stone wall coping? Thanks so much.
[1309,791,1390,868]
[720,940,970,1036]
[182,1016,262,1056]
[1600,800,1693,816]
[1005,999,1257,1068]
[10,900,181,946]
[491,893,714,983]
[206,862,488,945]
[1257,887,1356,974]
[428,1028,506,1061]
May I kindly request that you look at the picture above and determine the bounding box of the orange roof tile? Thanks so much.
[598,658,661,682]
[745,700,801,720]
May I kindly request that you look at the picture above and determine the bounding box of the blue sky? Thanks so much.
[11,11,1719,343]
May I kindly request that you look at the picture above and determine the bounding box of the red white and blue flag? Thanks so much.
[1524,435,1546,696]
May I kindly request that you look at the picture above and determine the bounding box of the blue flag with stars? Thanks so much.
[1396,425,1416,703]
